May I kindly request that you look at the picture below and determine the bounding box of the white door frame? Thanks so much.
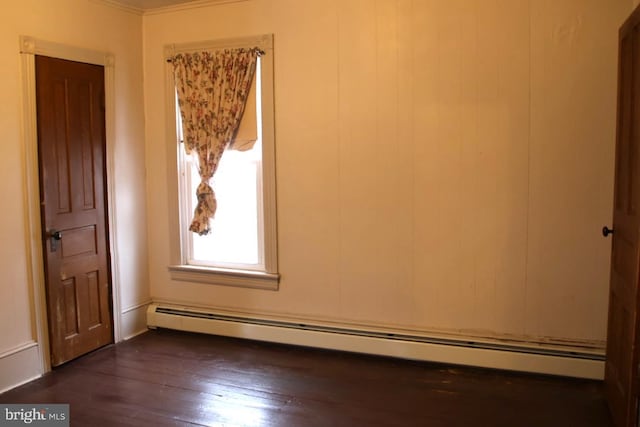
[19,36,122,373]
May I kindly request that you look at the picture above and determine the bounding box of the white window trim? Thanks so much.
[164,34,279,290]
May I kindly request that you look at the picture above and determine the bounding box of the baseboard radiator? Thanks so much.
[146,303,605,380]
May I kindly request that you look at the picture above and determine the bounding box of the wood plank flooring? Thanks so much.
[0,329,612,426]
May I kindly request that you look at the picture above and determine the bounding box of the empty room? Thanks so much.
[0,0,638,425]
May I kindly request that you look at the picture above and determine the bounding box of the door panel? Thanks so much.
[606,6,640,427]
[35,55,112,367]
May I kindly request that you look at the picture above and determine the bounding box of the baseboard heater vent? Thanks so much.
[146,303,605,379]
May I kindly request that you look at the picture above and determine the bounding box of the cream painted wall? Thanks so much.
[0,0,149,389]
[143,0,628,348]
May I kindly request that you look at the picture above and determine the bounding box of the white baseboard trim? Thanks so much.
[0,342,42,394]
[120,301,152,341]
[147,304,604,380]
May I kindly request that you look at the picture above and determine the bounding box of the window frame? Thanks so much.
[165,34,279,290]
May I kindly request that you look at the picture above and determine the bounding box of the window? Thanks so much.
[166,35,278,290]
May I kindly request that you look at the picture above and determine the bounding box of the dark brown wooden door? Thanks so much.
[605,5,640,427]
[35,56,112,367]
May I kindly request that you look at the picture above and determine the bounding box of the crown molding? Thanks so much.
[89,0,144,15]
[89,0,248,16]
[144,0,248,15]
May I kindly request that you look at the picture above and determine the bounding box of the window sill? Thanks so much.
[168,265,279,290]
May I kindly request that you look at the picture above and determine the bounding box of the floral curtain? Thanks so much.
[172,48,258,235]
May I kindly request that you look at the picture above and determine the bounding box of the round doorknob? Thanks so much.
[602,226,614,237]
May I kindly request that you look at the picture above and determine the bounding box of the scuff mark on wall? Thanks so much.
[553,14,583,46]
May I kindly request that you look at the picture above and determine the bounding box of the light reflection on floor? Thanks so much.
[197,389,274,426]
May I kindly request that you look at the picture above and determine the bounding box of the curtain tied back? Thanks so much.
[172,48,259,235]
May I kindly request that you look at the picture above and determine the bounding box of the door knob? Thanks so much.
[49,229,62,252]
[602,226,614,237]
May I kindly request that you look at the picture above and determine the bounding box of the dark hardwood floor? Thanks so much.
[0,329,611,426]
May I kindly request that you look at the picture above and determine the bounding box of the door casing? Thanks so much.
[19,36,121,373]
